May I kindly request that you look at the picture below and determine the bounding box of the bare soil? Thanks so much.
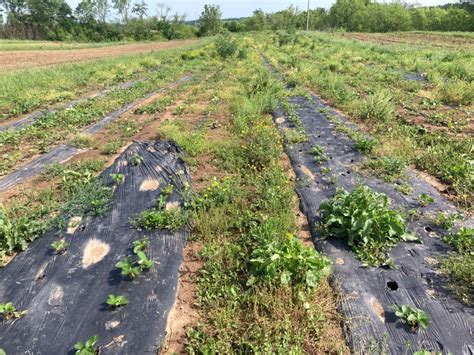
[0,40,196,72]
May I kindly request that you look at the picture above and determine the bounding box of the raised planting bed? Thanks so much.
[0,140,191,353]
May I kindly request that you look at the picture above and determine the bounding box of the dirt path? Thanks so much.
[0,40,197,72]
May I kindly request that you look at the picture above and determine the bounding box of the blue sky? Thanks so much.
[66,0,457,21]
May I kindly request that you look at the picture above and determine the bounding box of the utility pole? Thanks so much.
[306,0,310,31]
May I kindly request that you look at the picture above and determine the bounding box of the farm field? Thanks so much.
[0,39,197,72]
[0,31,473,354]
[0,39,133,51]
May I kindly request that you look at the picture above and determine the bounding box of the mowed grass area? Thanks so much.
[0,40,205,119]
[339,30,474,49]
[258,31,473,208]
[0,36,347,352]
[0,39,131,51]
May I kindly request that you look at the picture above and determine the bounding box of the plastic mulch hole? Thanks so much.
[425,226,433,233]
[386,281,399,291]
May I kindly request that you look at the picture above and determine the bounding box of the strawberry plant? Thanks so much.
[318,185,418,266]
[393,304,429,330]
[309,145,329,163]
[74,335,98,355]
[115,257,141,278]
[134,193,187,232]
[247,234,332,288]
[443,227,473,255]
[116,238,154,278]
[0,302,28,321]
[51,239,67,254]
[136,250,153,271]
[418,193,435,207]
[107,294,129,308]
[110,173,125,185]
[131,154,144,166]
[132,237,149,253]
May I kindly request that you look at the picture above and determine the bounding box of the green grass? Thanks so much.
[0,46,214,176]
[257,31,473,209]
[0,40,206,120]
[0,158,111,265]
[154,46,346,352]
[0,39,132,51]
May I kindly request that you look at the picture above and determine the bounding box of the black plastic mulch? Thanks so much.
[273,94,473,353]
[0,140,190,354]
[0,75,193,192]
[270,84,473,351]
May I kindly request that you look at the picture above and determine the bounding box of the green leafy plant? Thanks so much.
[393,304,429,330]
[131,154,144,166]
[51,239,67,254]
[443,227,473,254]
[132,237,149,253]
[110,173,125,185]
[321,167,331,175]
[74,335,98,355]
[309,144,329,163]
[0,302,28,321]
[215,34,238,59]
[434,212,463,230]
[418,193,435,207]
[0,348,5,355]
[106,294,129,308]
[353,133,377,154]
[247,235,332,288]
[134,194,187,232]
[115,257,141,278]
[318,186,418,266]
[363,156,406,182]
[116,237,154,278]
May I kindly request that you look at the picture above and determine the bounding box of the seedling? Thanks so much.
[131,154,144,166]
[132,237,149,253]
[51,239,67,254]
[393,304,429,330]
[309,145,329,163]
[74,335,99,355]
[162,184,174,196]
[116,238,153,278]
[115,257,140,278]
[418,193,435,207]
[107,294,129,308]
[110,173,125,185]
[0,302,28,321]
[434,212,463,230]
[321,167,331,175]
[136,251,153,271]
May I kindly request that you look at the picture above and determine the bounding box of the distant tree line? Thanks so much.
[0,0,196,41]
[228,1,474,33]
[0,1,472,42]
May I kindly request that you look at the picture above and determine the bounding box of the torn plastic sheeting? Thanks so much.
[0,74,193,192]
[0,140,191,354]
[273,95,473,354]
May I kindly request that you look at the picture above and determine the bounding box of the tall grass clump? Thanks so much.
[358,91,395,121]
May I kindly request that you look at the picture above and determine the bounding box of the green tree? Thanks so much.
[95,0,109,22]
[112,0,132,23]
[328,0,368,31]
[132,0,147,20]
[197,4,222,36]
